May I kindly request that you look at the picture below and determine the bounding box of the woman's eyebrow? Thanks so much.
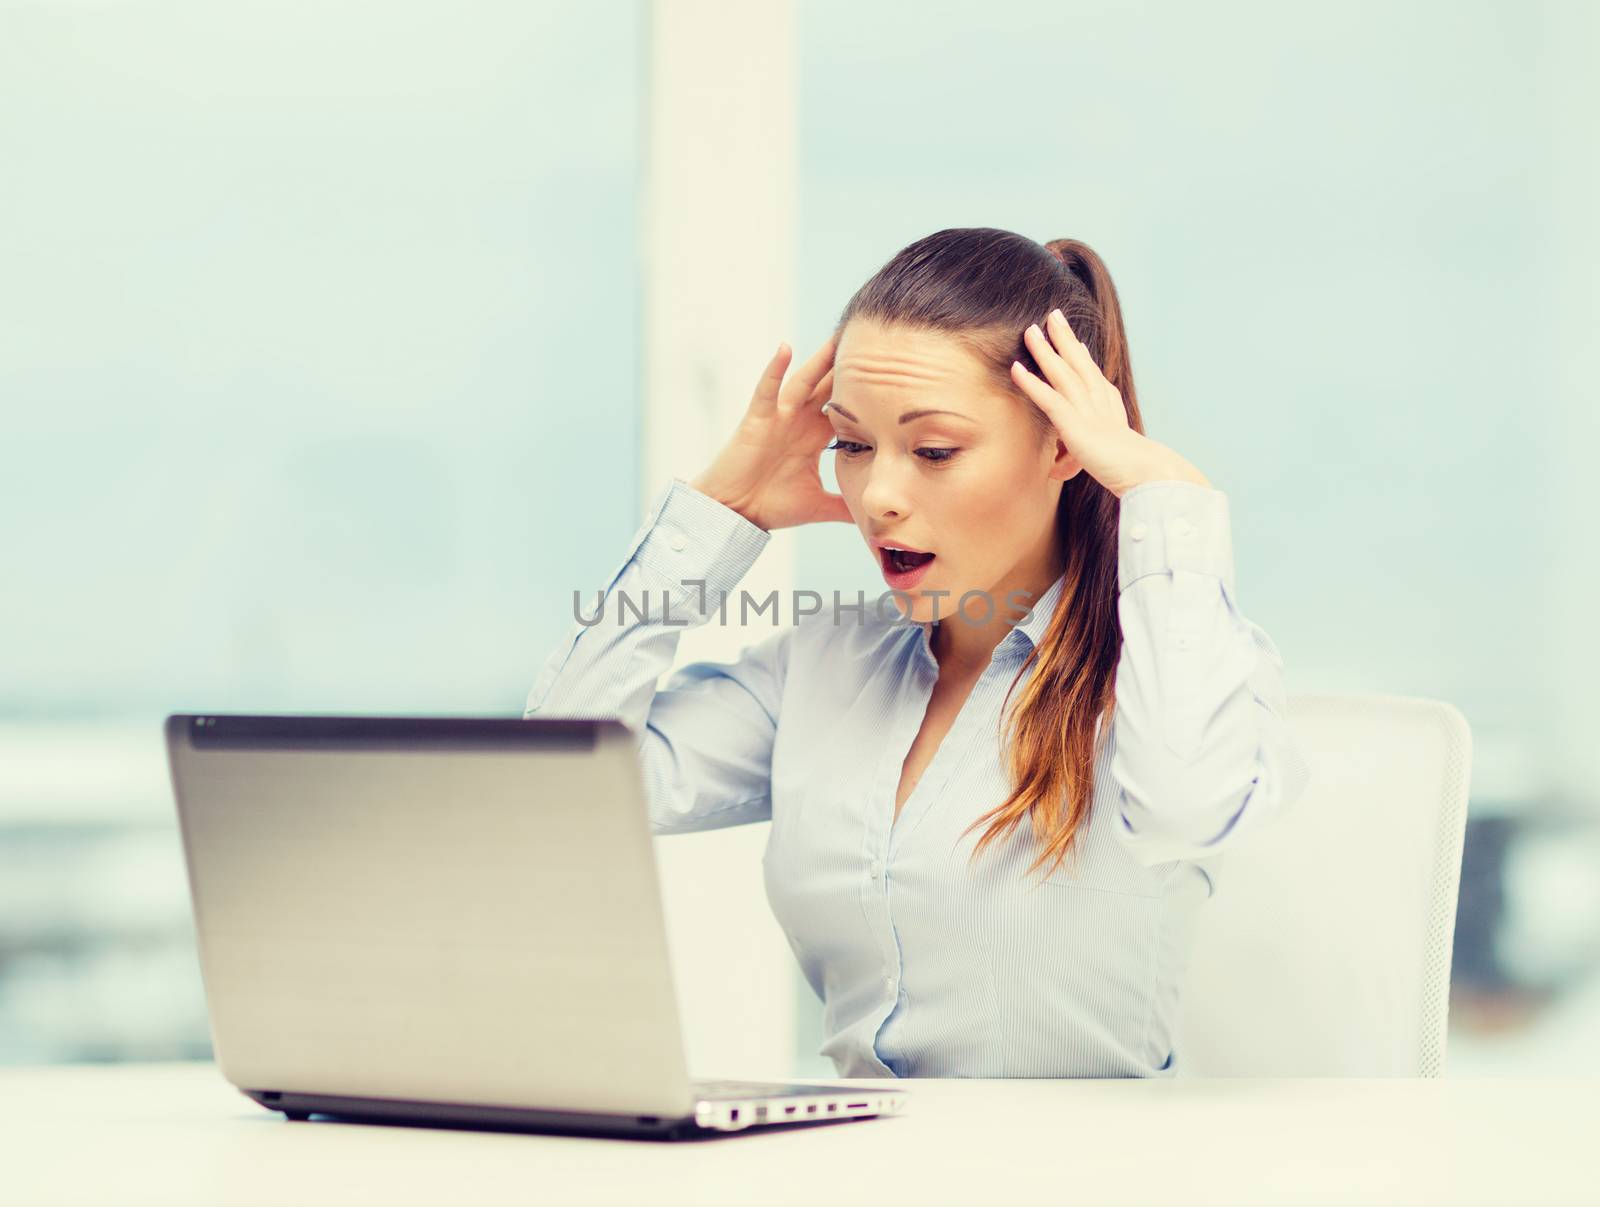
[824,403,974,424]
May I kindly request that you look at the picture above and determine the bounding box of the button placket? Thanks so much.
[864,707,907,1015]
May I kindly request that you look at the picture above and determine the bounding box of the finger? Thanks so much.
[798,367,834,417]
[1045,309,1105,390]
[750,342,794,416]
[800,388,840,444]
[1023,321,1088,405]
[1048,311,1123,422]
[1011,360,1076,441]
[807,367,835,407]
[780,331,839,407]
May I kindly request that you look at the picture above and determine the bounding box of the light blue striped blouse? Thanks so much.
[523,476,1312,1079]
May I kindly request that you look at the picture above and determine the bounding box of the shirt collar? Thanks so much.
[1009,568,1069,650]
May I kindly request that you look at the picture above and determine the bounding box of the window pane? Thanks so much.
[0,0,644,1064]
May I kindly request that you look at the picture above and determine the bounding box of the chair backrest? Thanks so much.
[1174,693,1472,1077]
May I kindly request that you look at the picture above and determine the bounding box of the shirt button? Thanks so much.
[870,859,883,879]
[883,974,894,988]
[668,532,687,552]
[1128,520,1148,541]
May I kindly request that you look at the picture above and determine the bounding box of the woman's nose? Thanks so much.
[859,463,915,521]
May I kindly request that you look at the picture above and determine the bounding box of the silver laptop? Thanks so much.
[164,712,908,1140]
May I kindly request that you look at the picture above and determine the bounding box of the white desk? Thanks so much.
[1,1062,1592,1206]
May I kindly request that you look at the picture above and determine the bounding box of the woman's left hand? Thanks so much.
[1013,308,1210,499]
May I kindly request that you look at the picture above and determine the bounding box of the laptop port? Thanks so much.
[806,1104,817,1113]
[783,1105,797,1116]
[827,1103,838,1112]
[730,1109,740,1123]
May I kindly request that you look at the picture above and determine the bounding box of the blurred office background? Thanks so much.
[2,0,1596,1077]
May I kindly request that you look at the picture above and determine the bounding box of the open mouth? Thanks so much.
[880,547,937,574]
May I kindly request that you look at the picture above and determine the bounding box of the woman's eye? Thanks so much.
[825,439,960,464]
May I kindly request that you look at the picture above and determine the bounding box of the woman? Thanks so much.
[524,227,1311,1079]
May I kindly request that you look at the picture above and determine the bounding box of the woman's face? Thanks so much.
[825,318,1082,626]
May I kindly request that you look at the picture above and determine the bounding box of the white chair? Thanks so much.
[1174,693,1472,1077]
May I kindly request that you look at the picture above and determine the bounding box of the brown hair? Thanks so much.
[832,227,1146,886]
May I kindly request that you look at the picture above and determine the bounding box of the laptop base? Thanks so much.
[241,1088,886,1143]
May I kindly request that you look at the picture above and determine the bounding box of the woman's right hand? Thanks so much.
[689,333,853,532]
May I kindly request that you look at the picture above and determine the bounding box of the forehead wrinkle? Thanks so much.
[837,353,965,388]
[838,345,960,377]
[829,369,1005,425]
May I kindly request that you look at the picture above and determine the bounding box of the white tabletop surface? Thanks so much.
[1,1062,1593,1206]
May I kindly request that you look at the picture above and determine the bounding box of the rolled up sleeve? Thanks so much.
[1108,480,1312,866]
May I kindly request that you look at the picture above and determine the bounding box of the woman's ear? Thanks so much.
[1048,434,1084,483]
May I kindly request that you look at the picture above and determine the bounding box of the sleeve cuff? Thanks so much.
[1117,480,1236,597]
[632,477,774,603]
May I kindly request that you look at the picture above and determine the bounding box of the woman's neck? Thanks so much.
[928,556,1066,677]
